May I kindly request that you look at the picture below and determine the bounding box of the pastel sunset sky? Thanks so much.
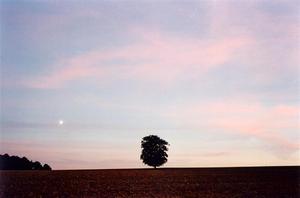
[1,0,299,169]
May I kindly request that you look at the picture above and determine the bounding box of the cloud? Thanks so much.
[24,64,99,89]
[164,100,299,152]
[200,152,229,157]
[22,29,253,89]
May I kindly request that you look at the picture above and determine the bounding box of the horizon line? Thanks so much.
[42,165,300,171]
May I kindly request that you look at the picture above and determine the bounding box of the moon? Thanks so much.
[58,120,64,125]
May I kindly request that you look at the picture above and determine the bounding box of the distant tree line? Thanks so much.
[0,154,51,170]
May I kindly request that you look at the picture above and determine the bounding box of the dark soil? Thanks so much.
[0,166,299,197]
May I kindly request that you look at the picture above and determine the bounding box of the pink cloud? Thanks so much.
[200,152,229,157]
[216,121,299,151]
[164,100,299,152]
[23,30,253,89]
[25,65,98,89]
[273,105,299,117]
[114,29,252,83]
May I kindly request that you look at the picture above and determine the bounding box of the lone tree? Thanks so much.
[140,135,169,169]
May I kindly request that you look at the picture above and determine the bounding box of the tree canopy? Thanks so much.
[140,135,169,168]
[0,154,52,170]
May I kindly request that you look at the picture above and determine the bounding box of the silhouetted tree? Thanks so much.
[32,161,43,170]
[140,135,169,169]
[43,164,51,170]
[0,154,52,170]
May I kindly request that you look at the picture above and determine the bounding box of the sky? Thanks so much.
[0,0,299,169]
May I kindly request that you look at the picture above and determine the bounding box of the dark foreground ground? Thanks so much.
[0,166,299,198]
